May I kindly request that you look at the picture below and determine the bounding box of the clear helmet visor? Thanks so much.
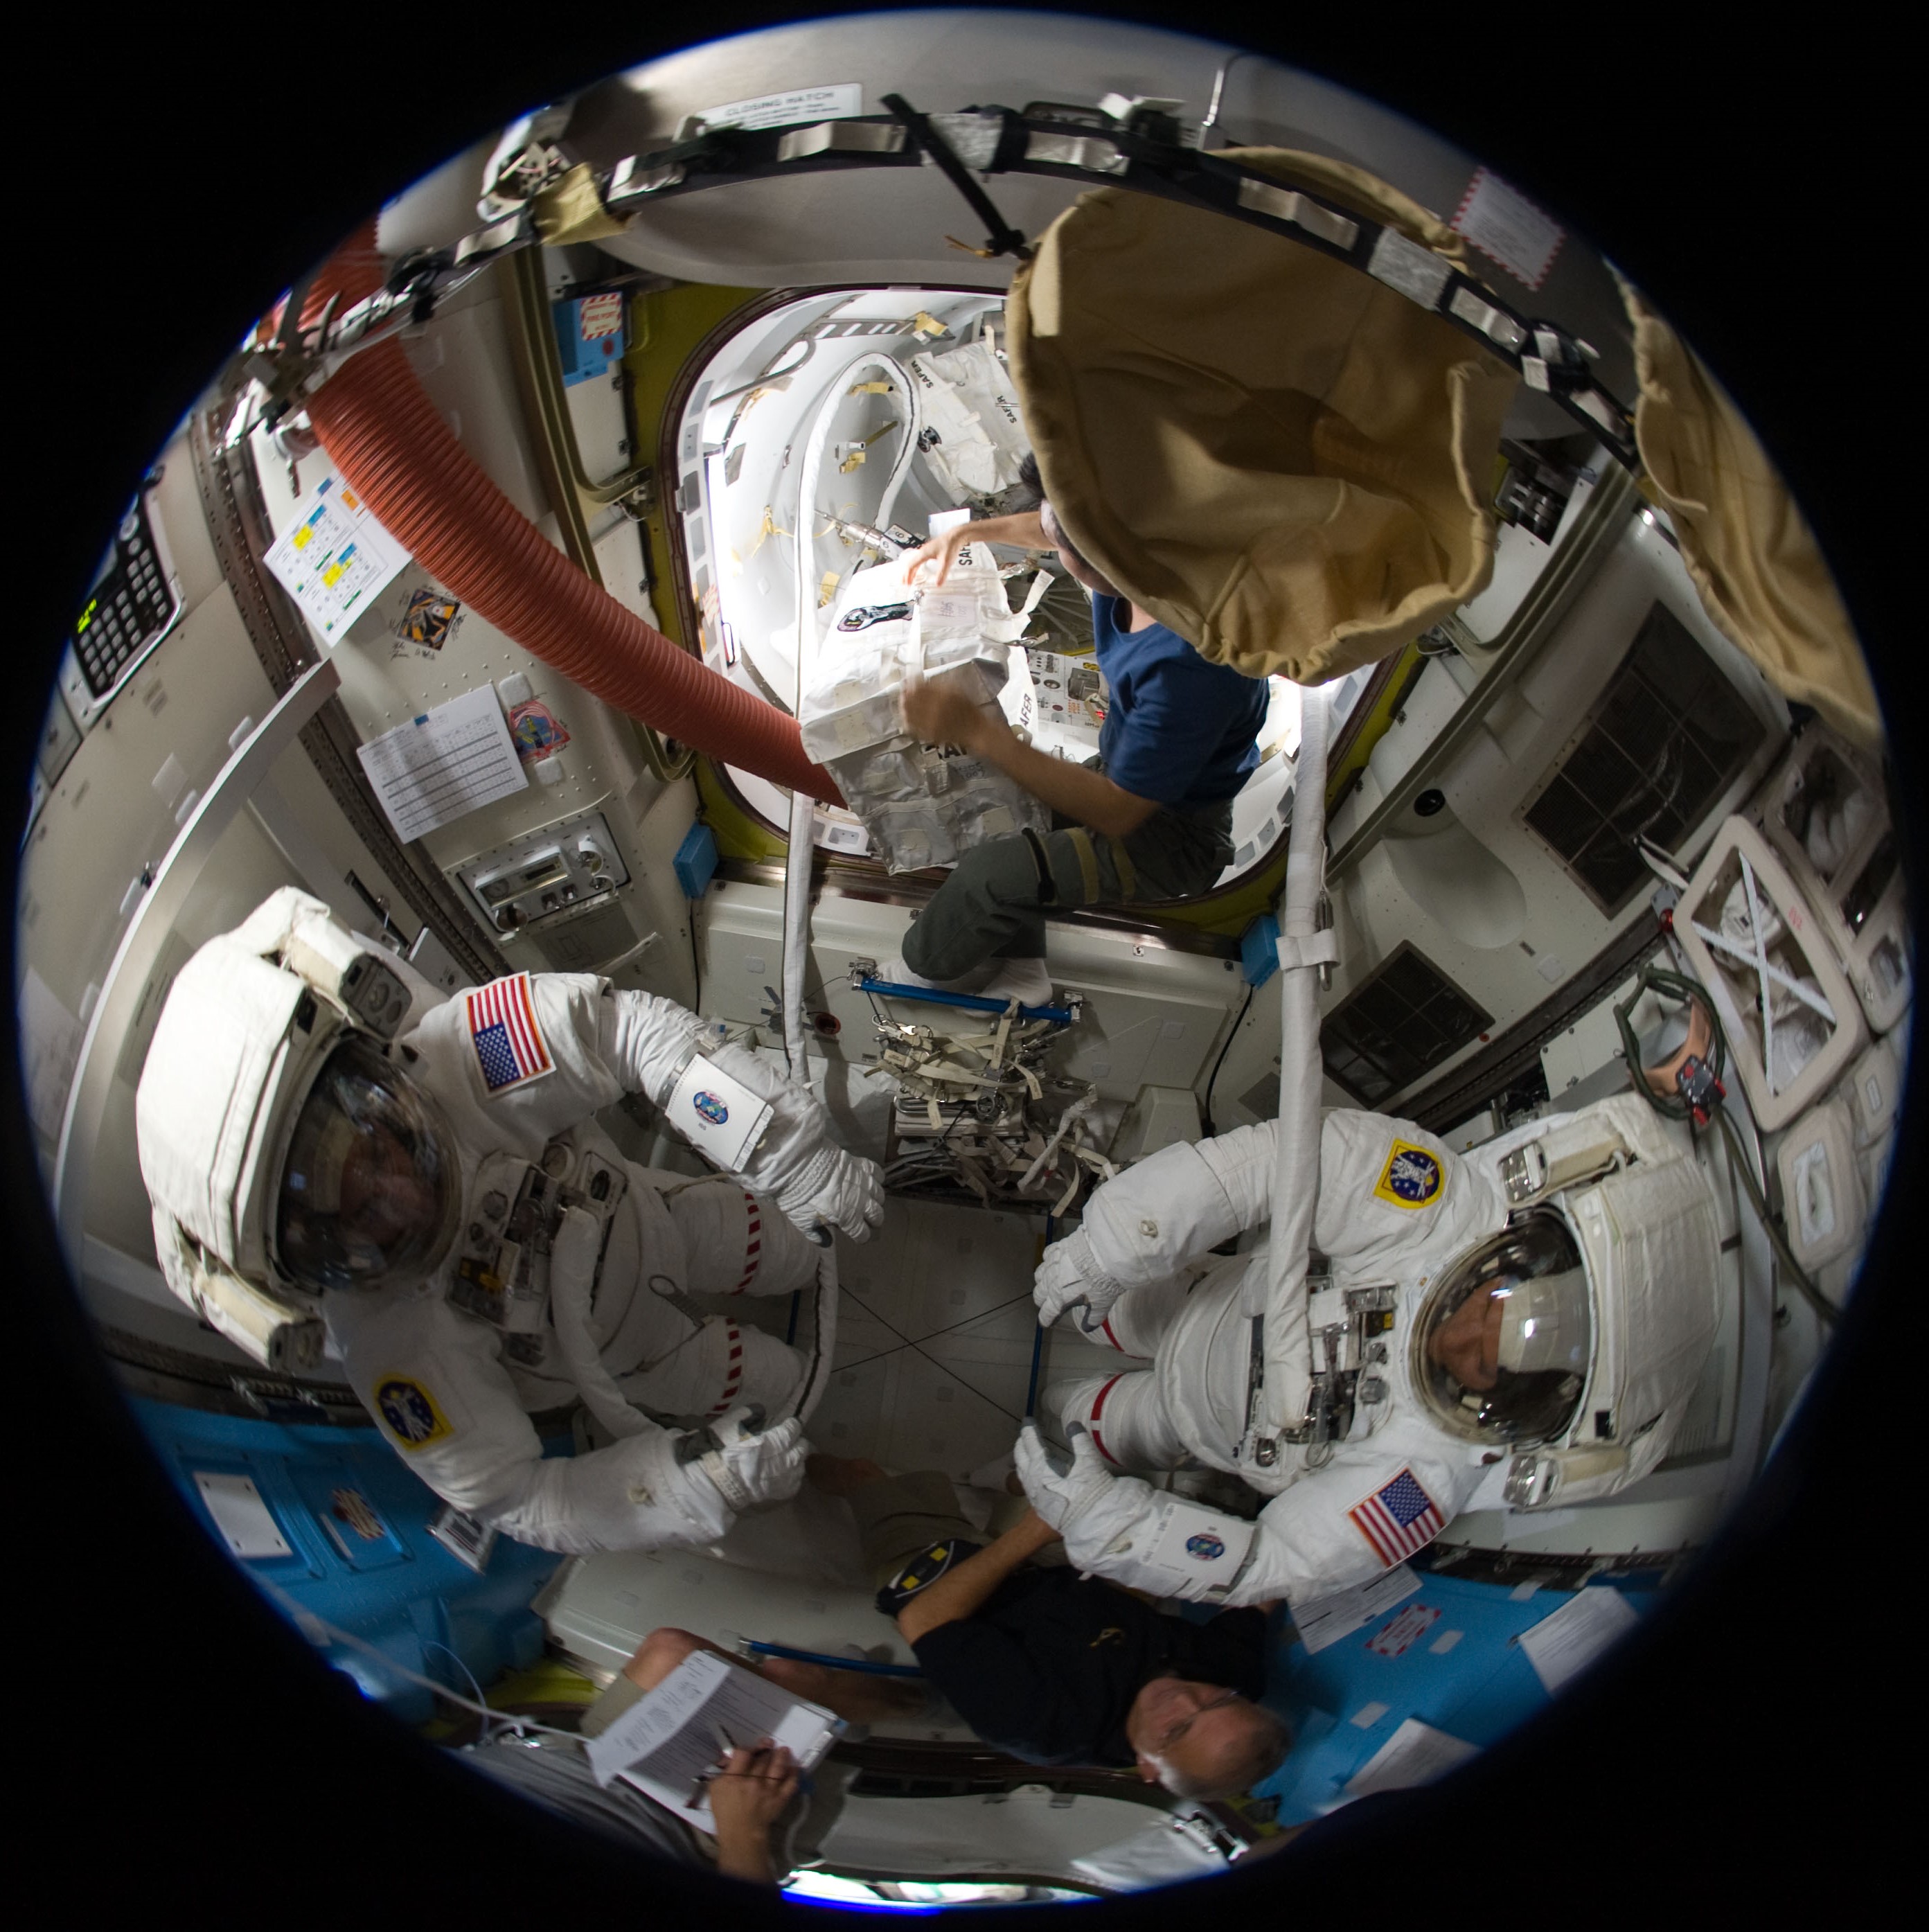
[273,1037,461,1292]
[1414,1211,1592,1444]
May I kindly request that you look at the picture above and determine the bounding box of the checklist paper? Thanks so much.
[355,686,528,842]
[1518,1585,1640,1696]
[584,1649,841,1834]
[262,472,409,640]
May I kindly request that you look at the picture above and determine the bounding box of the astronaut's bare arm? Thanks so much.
[900,511,1050,587]
[896,1509,1063,1644]
[621,1627,740,1691]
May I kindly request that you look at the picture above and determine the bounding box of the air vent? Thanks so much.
[1520,601,1766,916]
[1322,943,1491,1106]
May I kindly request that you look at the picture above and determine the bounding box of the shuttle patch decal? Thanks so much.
[1374,1140,1444,1209]
[373,1376,455,1451]
[466,973,555,1096]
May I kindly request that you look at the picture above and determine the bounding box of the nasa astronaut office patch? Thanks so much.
[465,972,555,1097]
[1374,1138,1446,1209]
[373,1375,455,1450]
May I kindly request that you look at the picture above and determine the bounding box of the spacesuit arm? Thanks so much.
[325,1288,739,1555]
[1033,1123,1277,1327]
[598,992,883,1241]
[1015,1424,1482,1611]
[1236,1444,1488,1609]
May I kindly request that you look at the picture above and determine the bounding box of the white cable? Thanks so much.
[549,1215,655,1441]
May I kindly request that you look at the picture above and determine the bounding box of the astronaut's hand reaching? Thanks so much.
[707,1040,885,1242]
[1033,1230,1129,1333]
[693,1409,810,1514]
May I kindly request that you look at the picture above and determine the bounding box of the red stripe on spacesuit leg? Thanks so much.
[1087,1373,1126,1465]
[707,1321,747,1416]
[1101,1314,1124,1351]
[734,1191,762,1292]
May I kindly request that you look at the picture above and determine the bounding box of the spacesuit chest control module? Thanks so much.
[134,889,884,1556]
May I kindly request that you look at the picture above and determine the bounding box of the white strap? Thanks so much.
[1274,930,1340,971]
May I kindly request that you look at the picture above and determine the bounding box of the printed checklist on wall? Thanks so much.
[263,472,410,639]
[356,686,528,843]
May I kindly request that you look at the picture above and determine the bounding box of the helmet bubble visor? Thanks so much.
[1414,1212,1592,1444]
[274,1038,460,1292]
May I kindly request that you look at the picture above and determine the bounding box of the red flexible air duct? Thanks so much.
[299,225,840,802]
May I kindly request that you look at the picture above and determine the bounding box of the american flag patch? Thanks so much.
[1348,1467,1446,1567]
[465,973,555,1094]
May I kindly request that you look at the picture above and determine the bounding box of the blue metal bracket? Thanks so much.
[855,975,1076,1027]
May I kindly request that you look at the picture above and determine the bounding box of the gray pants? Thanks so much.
[902,782,1234,981]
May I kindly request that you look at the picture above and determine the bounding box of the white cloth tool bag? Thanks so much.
[799,555,1046,873]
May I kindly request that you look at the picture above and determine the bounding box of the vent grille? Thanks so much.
[1322,943,1491,1106]
[1521,601,1766,916]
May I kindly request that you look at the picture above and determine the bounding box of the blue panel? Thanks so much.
[551,294,627,388]
[673,820,719,900]
[130,1397,563,1726]
[1253,1573,1660,1823]
[1241,914,1280,989]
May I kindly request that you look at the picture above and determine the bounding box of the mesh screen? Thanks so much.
[1519,601,1766,915]
[1323,943,1492,1105]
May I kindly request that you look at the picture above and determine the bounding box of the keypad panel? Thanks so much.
[70,499,179,700]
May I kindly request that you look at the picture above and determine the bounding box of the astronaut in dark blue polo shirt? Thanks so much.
[896,456,1270,1008]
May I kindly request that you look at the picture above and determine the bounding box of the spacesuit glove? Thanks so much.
[1033,1230,1129,1333]
[1015,1425,1161,1574]
[695,1410,810,1513]
[708,1041,885,1241]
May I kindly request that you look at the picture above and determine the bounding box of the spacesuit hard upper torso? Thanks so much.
[1029,1095,1718,1609]
[321,972,818,1554]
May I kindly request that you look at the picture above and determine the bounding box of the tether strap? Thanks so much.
[1021,826,1058,905]
[881,92,1032,260]
[1066,827,1102,903]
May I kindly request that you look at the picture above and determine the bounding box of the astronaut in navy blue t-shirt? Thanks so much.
[896,457,1270,1007]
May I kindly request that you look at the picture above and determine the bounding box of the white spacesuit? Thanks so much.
[1016,1092,1721,1610]
[136,889,885,1555]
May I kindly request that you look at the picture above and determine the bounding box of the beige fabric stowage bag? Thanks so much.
[1623,280,1878,747]
[1007,148,1519,685]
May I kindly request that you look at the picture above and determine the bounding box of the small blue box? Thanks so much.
[674,821,719,899]
[1241,913,1280,989]
[551,292,627,388]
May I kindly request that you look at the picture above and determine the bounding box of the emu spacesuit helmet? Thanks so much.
[272,1034,461,1292]
[1413,1211,1592,1446]
[136,893,461,1313]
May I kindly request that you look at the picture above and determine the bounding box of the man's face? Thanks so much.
[1428,1284,1506,1392]
[1126,1676,1254,1785]
[335,1123,441,1252]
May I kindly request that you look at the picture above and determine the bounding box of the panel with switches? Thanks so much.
[454,808,632,940]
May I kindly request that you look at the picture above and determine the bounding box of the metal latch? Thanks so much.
[1499,1142,1548,1205]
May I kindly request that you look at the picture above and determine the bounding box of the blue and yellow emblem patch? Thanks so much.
[373,1375,454,1450]
[1374,1140,1446,1209]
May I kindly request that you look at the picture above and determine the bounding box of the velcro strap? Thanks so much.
[874,1537,985,1615]
[1274,930,1340,971]
[1020,826,1057,905]
[699,1448,754,1513]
